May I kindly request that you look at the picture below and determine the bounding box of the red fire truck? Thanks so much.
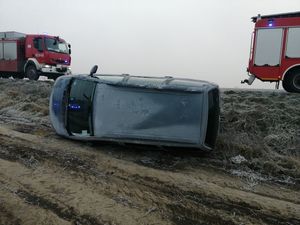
[0,31,71,80]
[242,12,300,93]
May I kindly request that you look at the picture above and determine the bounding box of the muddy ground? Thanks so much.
[0,78,299,225]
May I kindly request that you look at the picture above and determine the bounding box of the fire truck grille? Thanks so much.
[56,67,67,73]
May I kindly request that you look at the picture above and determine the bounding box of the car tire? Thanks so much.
[26,65,39,81]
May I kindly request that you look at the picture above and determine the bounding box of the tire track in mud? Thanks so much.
[0,130,170,224]
[0,159,167,225]
[0,130,299,225]
[113,174,300,225]
[14,189,107,225]
[0,205,22,225]
[0,178,105,225]
[0,135,106,178]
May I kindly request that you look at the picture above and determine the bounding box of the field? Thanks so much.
[0,78,299,225]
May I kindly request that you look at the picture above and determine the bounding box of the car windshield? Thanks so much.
[45,37,69,54]
[67,79,96,136]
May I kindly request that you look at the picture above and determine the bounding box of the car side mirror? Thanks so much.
[68,43,71,54]
[90,65,98,76]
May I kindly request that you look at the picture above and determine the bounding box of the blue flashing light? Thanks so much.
[268,19,274,27]
[68,103,81,110]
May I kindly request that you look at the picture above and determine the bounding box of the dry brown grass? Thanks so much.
[215,89,300,184]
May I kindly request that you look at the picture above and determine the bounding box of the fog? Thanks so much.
[0,0,299,88]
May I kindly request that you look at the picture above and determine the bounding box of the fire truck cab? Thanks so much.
[0,31,71,80]
[243,12,300,93]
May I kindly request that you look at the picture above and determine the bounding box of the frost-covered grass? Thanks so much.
[214,89,300,185]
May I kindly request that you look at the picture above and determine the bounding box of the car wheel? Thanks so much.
[26,65,39,80]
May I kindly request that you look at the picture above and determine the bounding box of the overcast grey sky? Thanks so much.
[0,0,299,88]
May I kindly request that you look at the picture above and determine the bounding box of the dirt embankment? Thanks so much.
[0,78,299,225]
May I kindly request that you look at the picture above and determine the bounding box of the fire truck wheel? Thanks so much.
[282,79,291,92]
[26,65,39,81]
[292,72,300,93]
[283,70,300,93]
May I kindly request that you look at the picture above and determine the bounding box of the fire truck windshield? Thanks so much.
[45,37,69,54]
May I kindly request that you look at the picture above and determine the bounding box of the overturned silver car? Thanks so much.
[49,67,220,150]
